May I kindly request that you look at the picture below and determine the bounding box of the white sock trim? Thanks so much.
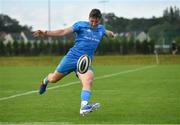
[81,101,88,108]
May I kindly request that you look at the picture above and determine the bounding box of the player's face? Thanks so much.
[89,17,100,28]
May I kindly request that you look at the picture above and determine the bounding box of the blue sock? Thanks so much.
[43,77,49,85]
[81,90,91,107]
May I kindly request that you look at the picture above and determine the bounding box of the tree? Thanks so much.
[0,14,32,33]
[163,6,180,23]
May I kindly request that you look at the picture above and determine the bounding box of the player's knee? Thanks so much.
[85,76,93,85]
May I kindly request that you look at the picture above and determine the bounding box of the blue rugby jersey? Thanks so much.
[66,21,106,59]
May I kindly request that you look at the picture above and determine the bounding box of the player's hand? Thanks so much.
[111,32,117,38]
[33,30,47,37]
[112,33,118,38]
[106,30,117,38]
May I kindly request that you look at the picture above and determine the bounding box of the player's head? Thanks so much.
[89,9,102,28]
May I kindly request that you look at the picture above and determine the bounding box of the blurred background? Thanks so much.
[0,0,180,56]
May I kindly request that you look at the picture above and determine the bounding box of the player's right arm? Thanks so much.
[33,27,73,37]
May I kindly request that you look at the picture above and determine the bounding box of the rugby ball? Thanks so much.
[77,55,91,74]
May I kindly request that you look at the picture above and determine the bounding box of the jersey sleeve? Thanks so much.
[72,21,81,32]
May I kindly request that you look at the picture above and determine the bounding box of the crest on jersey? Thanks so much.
[87,29,91,32]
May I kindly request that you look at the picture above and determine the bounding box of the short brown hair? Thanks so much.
[89,9,102,19]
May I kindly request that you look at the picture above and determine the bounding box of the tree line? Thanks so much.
[0,6,180,56]
[104,6,180,45]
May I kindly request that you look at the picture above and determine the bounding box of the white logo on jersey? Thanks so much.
[87,29,91,32]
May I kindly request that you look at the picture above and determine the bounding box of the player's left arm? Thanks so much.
[105,30,116,38]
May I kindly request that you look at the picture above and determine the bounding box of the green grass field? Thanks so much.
[0,55,180,124]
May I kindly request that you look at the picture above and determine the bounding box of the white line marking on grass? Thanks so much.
[0,65,156,101]
[0,122,72,125]
[94,65,156,80]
